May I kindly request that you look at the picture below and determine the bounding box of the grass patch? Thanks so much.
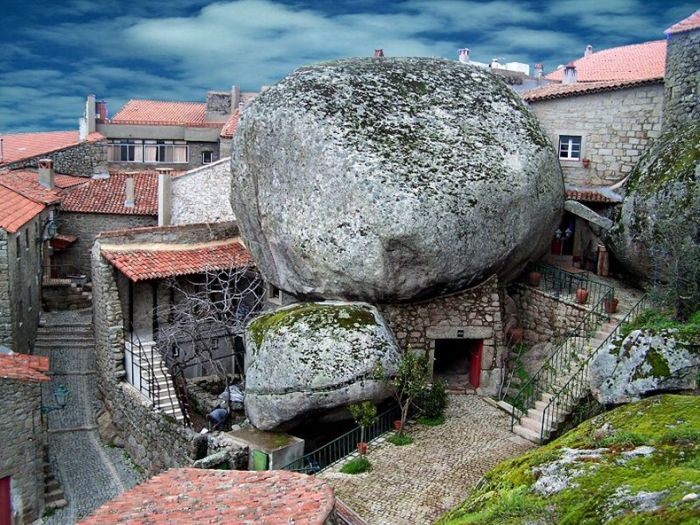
[340,456,371,474]
[418,415,445,426]
[658,427,700,445]
[599,430,649,448]
[620,308,700,343]
[388,433,415,446]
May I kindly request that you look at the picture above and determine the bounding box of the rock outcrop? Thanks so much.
[231,57,564,303]
[244,302,400,430]
[590,329,699,405]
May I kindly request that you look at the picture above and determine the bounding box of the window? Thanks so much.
[15,234,20,258]
[108,140,188,164]
[558,135,582,160]
[202,151,214,164]
[25,228,29,251]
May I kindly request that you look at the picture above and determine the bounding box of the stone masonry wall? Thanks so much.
[529,84,663,185]
[378,276,507,396]
[171,158,235,225]
[664,28,700,130]
[0,378,45,524]
[0,230,10,349]
[6,139,108,177]
[53,212,156,277]
[511,284,591,344]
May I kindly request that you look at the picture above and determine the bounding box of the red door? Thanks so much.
[469,341,483,388]
[0,477,11,525]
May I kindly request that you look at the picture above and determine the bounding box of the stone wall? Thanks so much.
[6,139,108,177]
[378,276,507,395]
[0,378,45,524]
[53,212,156,277]
[0,230,10,349]
[171,158,235,225]
[91,222,243,474]
[511,284,591,344]
[529,83,663,185]
[664,28,700,129]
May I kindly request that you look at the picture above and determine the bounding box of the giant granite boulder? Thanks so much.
[244,302,400,430]
[607,121,700,278]
[231,57,564,303]
[590,329,699,405]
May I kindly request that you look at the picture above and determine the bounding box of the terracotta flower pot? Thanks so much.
[576,288,589,304]
[604,298,619,314]
[357,442,368,455]
[508,327,524,344]
[393,420,403,431]
[528,271,542,287]
[582,159,591,168]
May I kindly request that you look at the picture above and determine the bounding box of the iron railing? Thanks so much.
[538,295,649,441]
[510,270,615,429]
[43,263,87,281]
[123,328,161,404]
[526,262,614,308]
[281,405,401,474]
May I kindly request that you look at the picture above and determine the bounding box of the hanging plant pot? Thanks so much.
[576,288,589,304]
[393,420,403,431]
[528,271,542,287]
[508,327,524,344]
[604,298,619,314]
[582,159,591,168]
[357,442,368,455]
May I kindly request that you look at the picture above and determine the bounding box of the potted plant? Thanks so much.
[528,270,543,287]
[604,295,619,313]
[385,347,430,436]
[576,287,589,304]
[348,401,378,456]
[582,158,591,168]
[508,326,524,344]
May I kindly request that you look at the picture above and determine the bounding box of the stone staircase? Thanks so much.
[35,312,95,354]
[512,319,619,444]
[43,450,67,512]
[42,279,93,311]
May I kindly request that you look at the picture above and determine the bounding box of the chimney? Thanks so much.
[231,85,241,112]
[374,49,384,57]
[79,117,88,142]
[458,48,470,63]
[96,101,108,122]
[563,62,577,84]
[157,172,172,226]
[85,94,96,133]
[124,178,135,208]
[38,159,55,190]
[535,63,544,86]
[584,44,593,57]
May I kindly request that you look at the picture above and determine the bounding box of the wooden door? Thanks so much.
[469,341,483,388]
[0,477,11,525]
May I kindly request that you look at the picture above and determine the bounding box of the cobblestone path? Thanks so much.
[35,310,142,524]
[320,395,533,525]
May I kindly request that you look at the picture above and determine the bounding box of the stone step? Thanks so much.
[45,479,60,492]
[45,498,68,510]
[45,488,65,500]
[512,424,544,444]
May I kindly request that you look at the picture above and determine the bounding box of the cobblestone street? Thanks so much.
[320,395,533,525]
[35,310,143,524]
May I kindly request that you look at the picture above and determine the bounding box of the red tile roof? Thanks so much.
[0,353,50,382]
[101,239,253,281]
[545,40,666,83]
[60,171,181,215]
[0,131,104,166]
[566,188,621,204]
[523,77,662,102]
[220,109,241,138]
[0,185,45,233]
[111,100,223,127]
[666,9,700,34]
[0,170,86,205]
[78,468,335,524]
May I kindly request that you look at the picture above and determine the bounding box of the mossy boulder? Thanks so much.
[606,121,700,278]
[244,302,400,430]
[436,394,700,525]
[590,329,699,405]
[231,57,564,303]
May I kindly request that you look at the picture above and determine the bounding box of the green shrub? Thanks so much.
[419,379,449,419]
[340,456,372,474]
[599,430,648,448]
[388,433,414,446]
[658,427,700,445]
[418,415,445,426]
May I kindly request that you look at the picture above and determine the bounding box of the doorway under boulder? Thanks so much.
[433,338,483,393]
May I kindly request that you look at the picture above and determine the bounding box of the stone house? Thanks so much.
[0,164,86,351]
[86,88,256,171]
[0,352,50,524]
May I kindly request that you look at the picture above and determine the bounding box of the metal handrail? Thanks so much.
[123,326,161,404]
[281,405,401,474]
[510,270,614,430]
[539,295,649,441]
[528,262,614,307]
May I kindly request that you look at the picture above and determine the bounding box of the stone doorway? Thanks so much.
[432,338,483,393]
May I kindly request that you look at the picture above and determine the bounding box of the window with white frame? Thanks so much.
[558,135,582,160]
[108,140,188,163]
[202,151,214,164]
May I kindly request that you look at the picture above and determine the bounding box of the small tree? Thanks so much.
[387,348,430,435]
[348,401,378,454]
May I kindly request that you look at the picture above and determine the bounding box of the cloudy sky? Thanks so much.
[0,0,694,132]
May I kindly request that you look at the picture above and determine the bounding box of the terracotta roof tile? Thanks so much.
[220,109,241,138]
[0,353,50,382]
[666,9,700,34]
[566,188,621,204]
[111,100,223,127]
[60,171,180,215]
[78,468,335,524]
[0,170,86,205]
[523,77,663,102]
[545,40,666,83]
[101,239,253,281]
[0,185,46,233]
[0,131,104,166]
